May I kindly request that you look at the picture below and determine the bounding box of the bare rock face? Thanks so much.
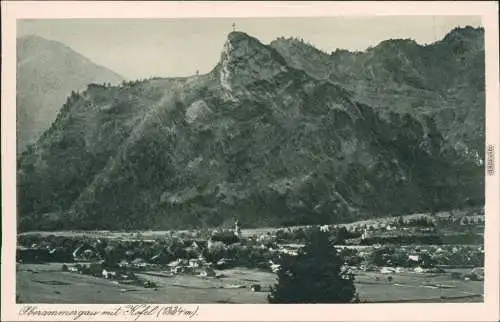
[18,28,484,231]
[186,100,213,124]
[219,32,289,101]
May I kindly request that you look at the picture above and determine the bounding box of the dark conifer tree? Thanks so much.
[268,228,357,303]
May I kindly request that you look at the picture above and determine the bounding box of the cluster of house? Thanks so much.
[348,244,484,272]
[18,215,484,287]
[463,267,485,281]
[62,262,159,288]
[17,240,105,264]
[370,265,484,281]
[165,258,218,277]
[72,243,102,261]
[369,265,445,274]
[54,223,246,282]
[319,209,484,234]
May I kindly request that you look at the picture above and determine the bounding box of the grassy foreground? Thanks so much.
[17,263,482,304]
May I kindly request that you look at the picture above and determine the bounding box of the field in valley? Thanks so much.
[16,210,484,304]
[17,263,483,304]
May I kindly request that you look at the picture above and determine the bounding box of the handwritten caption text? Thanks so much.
[19,304,200,321]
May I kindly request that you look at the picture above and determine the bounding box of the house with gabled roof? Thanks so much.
[72,243,102,262]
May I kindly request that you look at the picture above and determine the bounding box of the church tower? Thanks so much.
[234,219,241,237]
[361,228,369,240]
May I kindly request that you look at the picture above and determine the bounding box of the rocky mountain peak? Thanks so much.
[443,26,484,41]
[439,26,485,53]
[217,32,289,102]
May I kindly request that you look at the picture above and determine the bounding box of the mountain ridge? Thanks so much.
[17,27,485,231]
[270,27,485,163]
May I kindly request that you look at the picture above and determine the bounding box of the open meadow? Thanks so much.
[17,263,482,304]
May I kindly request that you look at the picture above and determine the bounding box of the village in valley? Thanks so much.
[16,207,485,303]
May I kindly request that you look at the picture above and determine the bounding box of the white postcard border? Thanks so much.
[2,1,499,321]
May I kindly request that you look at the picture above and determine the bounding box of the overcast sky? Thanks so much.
[18,16,482,80]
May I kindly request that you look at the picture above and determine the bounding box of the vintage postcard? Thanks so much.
[1,1,499,321]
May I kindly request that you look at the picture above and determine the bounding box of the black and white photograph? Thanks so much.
[2,1,499,321]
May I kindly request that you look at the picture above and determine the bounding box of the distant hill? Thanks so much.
[17,35,125,154]
[17,27,485,231]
